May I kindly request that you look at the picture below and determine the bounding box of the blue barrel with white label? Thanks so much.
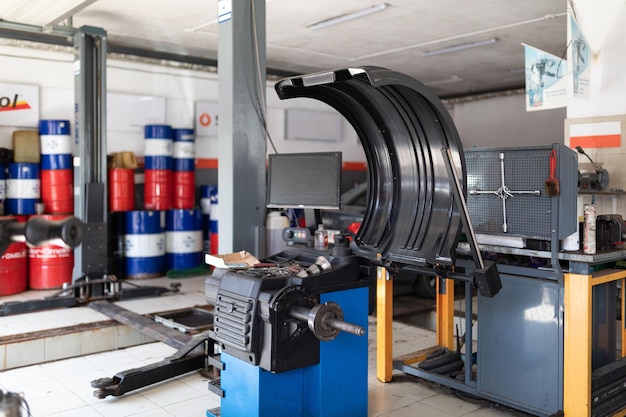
[200,185,216,254]
[144,125,173,170]
[166,208,203,270]
[209,190,219,255]
[124,210,166,279]
[39,120,72,170]
[0,164,5,204]
[172,128,195,171]
[6,163,40,215]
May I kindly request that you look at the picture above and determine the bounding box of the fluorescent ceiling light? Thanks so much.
[422,38,497,57]
[0,0,97,27]
[309,3,388,31]
[424,75,463,87]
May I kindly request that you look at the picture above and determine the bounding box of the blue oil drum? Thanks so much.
[200,185,217,255]
[39,120,72,170]
[0,163,5,203]
[166,208,203,270]
[172,128,195,172]
[6,163,40,215]
[144,124,173,170]
[124,210,166,278]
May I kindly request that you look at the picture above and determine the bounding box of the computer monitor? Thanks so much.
[266,152,342,209]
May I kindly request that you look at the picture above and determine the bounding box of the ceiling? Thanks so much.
[7,0,568,98]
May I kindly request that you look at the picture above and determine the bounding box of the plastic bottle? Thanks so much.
[266,212,289,255]
[583,204,596,255]
[314,224,328,251]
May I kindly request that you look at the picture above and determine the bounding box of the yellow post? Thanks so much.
[563,272,592,417]
[376,266,393,382]
[436,277,455,350]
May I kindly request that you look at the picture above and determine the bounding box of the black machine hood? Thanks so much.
[275,67,466,268]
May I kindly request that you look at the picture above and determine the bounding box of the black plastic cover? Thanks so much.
[275,67,465,267]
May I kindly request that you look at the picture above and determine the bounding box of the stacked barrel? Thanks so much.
[200,185,219,255]
[0,120,75,295]
[172,128,195,209]
[39,120,73,214]
[144,124,173,211]
[108,124,204,279]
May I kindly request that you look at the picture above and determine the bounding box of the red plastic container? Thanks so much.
[109,168,135,212]
[41,168,73,214]
[0,216,27,295]
[144,169,173,210]
[28,214,74,290]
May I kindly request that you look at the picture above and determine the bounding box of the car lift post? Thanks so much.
[73,25,108,280]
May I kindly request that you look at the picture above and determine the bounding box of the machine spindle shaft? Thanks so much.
[289,302,365,341]
[325,317,366,336]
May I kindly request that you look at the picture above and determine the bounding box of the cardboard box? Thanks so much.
[205,251,260,269]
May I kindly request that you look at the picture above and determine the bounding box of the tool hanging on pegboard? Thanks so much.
[469,152,541,233]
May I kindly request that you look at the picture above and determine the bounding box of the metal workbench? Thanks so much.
[382,243,626,417]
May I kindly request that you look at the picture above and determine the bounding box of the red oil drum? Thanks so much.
[28,214,74,290]
[0,216,27,295]
[40,168,73,214]
[144,169,173,211]
[108,168,135,212]
[173,170,195,209]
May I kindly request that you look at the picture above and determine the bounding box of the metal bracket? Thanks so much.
[442,147,501,297]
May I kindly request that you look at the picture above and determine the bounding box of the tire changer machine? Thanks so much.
[204,67,500,417]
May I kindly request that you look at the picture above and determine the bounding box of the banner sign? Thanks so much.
[524,44,568,111]
[568,12,591,98]
[0,82,39,127]
[570,121,621,149]
[195,101,219,137]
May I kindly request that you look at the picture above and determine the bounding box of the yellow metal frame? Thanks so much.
[376,266,393,382]
[563,269,626,417]
[436,277,455,350]
[377,271,454,381]
[377,262,626,416]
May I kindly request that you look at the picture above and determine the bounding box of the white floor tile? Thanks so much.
[139,379,205,408]
[46,405,105,417]
[0,277,529,417]
[27,391,88,417]
[163,393,220,417]
[420,393,481,416]
[90,394,161,417]
[0,364,54,390]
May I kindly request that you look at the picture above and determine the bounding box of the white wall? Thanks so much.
[0,43,568,166]
[566,1,626,216]
[0,44,365,162]
[450,94,565,148]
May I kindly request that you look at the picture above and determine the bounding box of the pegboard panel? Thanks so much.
[465,145,553,240]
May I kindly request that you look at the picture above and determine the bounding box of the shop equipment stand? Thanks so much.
[205,235,370,417]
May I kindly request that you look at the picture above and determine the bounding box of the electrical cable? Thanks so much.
[249,0,278,154]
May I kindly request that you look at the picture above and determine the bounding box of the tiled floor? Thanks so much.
[0,276,529,417]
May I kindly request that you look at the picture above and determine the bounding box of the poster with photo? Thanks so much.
[568,12,591,98]
[524,44,568,111]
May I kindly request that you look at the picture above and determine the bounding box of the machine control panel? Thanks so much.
[282,227,310,244]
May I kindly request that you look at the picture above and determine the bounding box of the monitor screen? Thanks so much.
[267,152,342,209]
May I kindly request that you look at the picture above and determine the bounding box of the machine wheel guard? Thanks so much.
[275,66,466,268]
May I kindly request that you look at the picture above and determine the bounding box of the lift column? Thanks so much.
[73,26,108,280]
[217,0,267,256]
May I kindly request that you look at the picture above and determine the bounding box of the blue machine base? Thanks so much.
[207,286,369,417]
